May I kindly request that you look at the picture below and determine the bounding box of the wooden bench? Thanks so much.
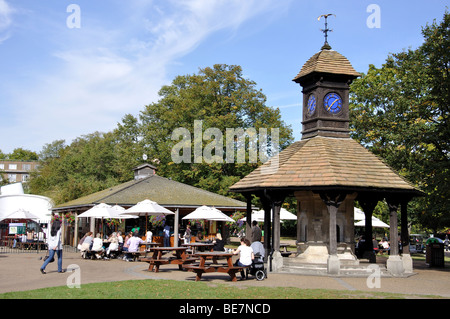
[124,251,147,261]
[141,256,198,272]
[183,264,250,282]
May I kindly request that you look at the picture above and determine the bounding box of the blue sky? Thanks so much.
[0,0,448,154]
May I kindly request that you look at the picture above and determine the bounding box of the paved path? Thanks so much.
[0,249,449,298]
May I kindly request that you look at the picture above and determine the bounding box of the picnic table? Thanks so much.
[182,242,214,255]
[140,247,197,272]
[183,251,248,282]
[143,242,161,250]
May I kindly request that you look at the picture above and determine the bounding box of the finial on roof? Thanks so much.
[318,14,335,50]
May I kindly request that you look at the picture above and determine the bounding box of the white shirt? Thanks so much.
[47,229,62,250]
[237,245,254,266]
[146,231,153,243]
[92,238,103,251]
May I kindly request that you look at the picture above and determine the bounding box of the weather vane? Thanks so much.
[318,14,336,50]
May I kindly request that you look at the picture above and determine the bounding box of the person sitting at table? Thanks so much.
[123,232,132,248]
[79,232,93,258]
[146,228,153,243]
[233,237,254,279]
[183,225,192,245]
[125,232,144,262]
[379,238,390,255]
[91,233,105,259]
[117,231,123,250]
[213,233,225,252]
[196,232,204,242]
[106,232,119,259]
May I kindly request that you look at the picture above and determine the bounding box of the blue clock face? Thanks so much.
[307,94,316,116]
[324,92,343,114]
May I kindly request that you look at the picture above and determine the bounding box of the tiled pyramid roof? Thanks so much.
[55,174,246,211]
[293,49,360,82]
[229,136,421,194]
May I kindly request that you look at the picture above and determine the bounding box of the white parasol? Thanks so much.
[355,218,390,228]
[240,208,297,223]
[0,208,42,222]
[77,203,123,219]
[182,206,235,223]
[121,199,174,232]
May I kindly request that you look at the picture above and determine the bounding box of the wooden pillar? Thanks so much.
[272,202,281,253]
[260,190,285,271]
[358,194,379,263]
[400,197,413,273]
[400,200,410,255]
[74,211,79,247]
[258,193,272,262]
[387,200,400,256]
[386,196,404,275]
[245,194,252,241]
[320,192,346,274]
[174,208,179,247]
[320,192,347,255]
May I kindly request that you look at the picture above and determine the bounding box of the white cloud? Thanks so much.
[0,0,13,43]
[1,0,290,153]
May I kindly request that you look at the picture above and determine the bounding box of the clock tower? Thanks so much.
[293,46,360,139]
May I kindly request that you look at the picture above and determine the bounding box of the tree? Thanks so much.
[2,148,39,161]
[135,64,294,198]
[29,132,122,204]
[350,11,450,232]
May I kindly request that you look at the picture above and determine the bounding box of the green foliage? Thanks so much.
[0,148,38,160]
[350,11,450,232]
[29,132,125,204]
[128,64,293,201]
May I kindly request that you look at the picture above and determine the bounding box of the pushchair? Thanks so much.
[247,241,267,281]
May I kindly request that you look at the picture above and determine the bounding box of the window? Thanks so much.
[22,174,30,182]
[8,174,17,182]
[8,164,17,170]
[0,164,4,170]
[22,164,31,171]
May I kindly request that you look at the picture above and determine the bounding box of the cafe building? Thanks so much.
[53,164,247,247]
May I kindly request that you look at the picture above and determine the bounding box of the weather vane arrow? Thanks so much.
[318,14,336,50]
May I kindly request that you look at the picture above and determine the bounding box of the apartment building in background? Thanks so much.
[0,160,39,184]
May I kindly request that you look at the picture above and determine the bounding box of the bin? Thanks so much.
[425,238,445,267]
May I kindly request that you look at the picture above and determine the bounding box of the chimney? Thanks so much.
[133,163,157,180]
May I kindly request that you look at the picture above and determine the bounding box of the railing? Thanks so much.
[0,240,77,254]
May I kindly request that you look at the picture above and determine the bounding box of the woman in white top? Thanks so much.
[106,232,119,257]
[233,237,254,267]
[40,220,64,274]
[233,237,254,280]
[92,233,105,259]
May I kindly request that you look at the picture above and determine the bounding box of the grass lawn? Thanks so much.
[0,278,437,299]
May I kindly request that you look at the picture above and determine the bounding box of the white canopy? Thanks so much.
[182,206,235,223]
[122,199,174,216]
[240,208,297,223]
[355,218,390,228]
[0,208,42,222]
[77,203,123,219]
[353,207,390,228]
[111,205,138,219]
[354,207,366,221]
